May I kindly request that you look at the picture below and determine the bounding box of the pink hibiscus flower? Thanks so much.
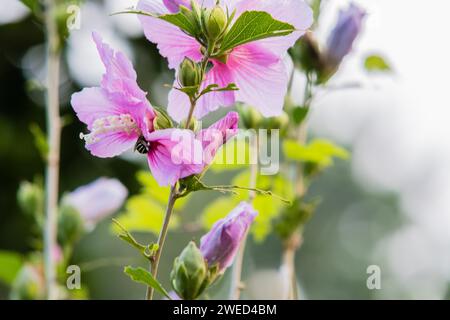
[71,32,204,186]
[137,0,313,122]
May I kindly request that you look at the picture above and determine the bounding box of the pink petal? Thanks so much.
[86,131,139,158]
[167,61,236,122]
[91,32,155,134]
[197,112,240,164]
[228,43,289,117]
[232,0,313,55]
[206,111,239,136]
[71,87,122,129]
[146,129,204,186]
[163,0,192,13]
[137,0,202,69]
[92,32,147,104]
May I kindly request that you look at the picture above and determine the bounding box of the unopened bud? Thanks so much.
[237,105,263,130]
[179,58,202,88]
[57,203,84,246]
[17,181,43,218]
[264,112,289,132]
[180,117,200,132]
[153,108,173,130]
[170,241,209,300]
[10,263,45,300]
[203,5,227,41]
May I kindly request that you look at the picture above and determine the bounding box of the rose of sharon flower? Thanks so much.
[200,202,257,272]
[137,0,313,122]
[71,32,205,186]
[326,3,366,68]
[65,178,128,229]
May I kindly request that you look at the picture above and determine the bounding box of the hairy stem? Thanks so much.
[228,136,259,300]
[43,0,61,300]
[146,185,177,300]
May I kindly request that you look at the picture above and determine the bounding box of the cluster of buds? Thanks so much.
[293,3,366,83]
[172,0,230,47]
[176,2,231,91]
[238,104,290,136]
[170,202,257,300]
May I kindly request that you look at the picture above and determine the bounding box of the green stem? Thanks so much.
[284,73,314,300]
[43,0,61,300]
[145,69,206,299]
[146,185,178,300]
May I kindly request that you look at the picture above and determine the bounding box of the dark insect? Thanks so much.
[134,136,149,154]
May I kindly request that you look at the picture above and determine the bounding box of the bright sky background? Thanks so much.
[2,0,449,299]
[307,0,450,298]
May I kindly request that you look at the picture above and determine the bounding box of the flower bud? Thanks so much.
[17,181,43,218]
[263,112,290,136]
[179,57,202,88]
[170,241,209,300]
[291,32,323,74]
[203,5,228,41]
[237,105,263,130]
[325,3,366,70]
[200,202,257,273]
[153,108,173,130]
[57,202,84,246]
[10,263,45,300]
[180,116,200,132]
[64,178,128,231]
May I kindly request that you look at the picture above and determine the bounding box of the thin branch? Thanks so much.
[43,0,61,300]
[146,185,178,300]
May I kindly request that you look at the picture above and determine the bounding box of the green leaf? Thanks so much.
[112,219,158,260]
[199,83,239,97]
[274,198,319,240]
[283,139,349,167]
[292,106,309,125]
[311,0,322,24]
[0,251,23,286]
[364,55,391,72]
[29,123,48,160]
[112,9,199,37]
[159,8,199,37]
[20,0,42,17]
[124,266,171,299]
[220,11,295,52]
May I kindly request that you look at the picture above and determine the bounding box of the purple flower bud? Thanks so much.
[65,178,128,229]
[200,202,258,272]
[326,3,366,68]
[163,0,192,13]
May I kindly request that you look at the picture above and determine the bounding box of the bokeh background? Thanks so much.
[1,0,449,299]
